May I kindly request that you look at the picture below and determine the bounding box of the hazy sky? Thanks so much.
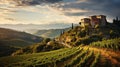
[0,0,120,24]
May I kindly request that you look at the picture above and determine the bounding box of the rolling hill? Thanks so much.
[56,23,120,47]
[34,28,70,38]
[11,23,120,55]
[0,23,72,32]
[0,28,43,57]
[0,22,120,67]
[11,39,64,56]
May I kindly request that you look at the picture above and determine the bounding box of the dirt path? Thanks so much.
[83,46,120,66]
[57,41,72,48]
[61,42,72,48]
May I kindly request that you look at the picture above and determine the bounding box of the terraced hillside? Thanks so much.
[0,45,120,67]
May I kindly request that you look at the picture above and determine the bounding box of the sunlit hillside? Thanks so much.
[57,23,120,47]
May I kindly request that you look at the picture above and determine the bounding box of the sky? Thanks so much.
[0,0,120,24]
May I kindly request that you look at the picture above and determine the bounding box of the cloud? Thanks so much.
[0,0,62,6]
[0,0,120,24]
[0,7,15,21]
[4,18,15,21]
[1,0,120,17]
[58,0,120,18]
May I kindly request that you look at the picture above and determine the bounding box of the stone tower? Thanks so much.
[90,15,107,27]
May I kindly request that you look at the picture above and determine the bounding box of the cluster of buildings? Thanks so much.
[79,15,107,28]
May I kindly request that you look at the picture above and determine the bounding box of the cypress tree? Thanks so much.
[72,23,74,29]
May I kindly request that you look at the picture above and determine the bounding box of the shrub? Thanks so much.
[43,38,51,43]
[74,35,102,46]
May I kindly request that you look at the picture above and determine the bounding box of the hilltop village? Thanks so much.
[55,15,120,47]
[79,15,120,28]
[79,15,107,28]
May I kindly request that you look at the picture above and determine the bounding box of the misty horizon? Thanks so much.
[0,23,75,33]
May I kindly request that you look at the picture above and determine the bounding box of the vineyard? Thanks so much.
[90,38,120,50]
[0,45,120,67]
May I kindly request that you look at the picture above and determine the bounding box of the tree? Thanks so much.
[72,23,74,29]
[43,38,51,43]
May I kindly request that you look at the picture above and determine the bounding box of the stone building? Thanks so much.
[80,15,107,28]
[90,15,107,27]
[80,18,91,27]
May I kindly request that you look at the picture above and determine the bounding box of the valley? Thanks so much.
[0,15,120,67]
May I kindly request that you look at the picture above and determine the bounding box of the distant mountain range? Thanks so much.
[0,23,78,38]
[0,23,72,32]
[0,28,43,57]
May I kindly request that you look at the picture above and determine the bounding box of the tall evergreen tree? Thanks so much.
[72,23,74,29]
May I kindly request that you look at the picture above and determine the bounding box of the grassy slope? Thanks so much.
[11,40,64,56]
[0,28,43,44]
[0,28,43,57]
